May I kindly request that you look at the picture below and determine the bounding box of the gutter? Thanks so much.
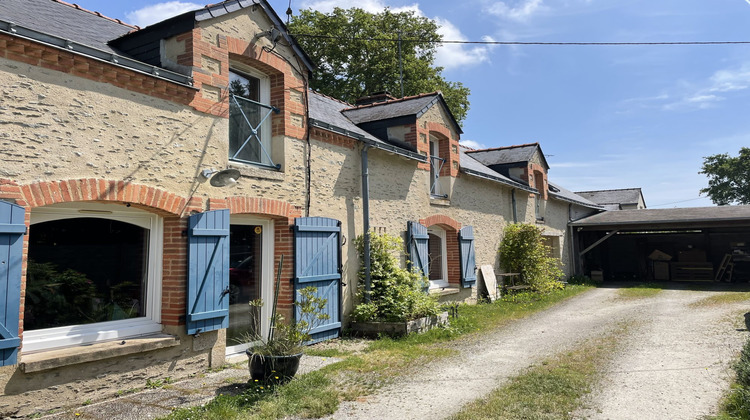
[0,20,194,87]
[309,119,427,162]
[460,167,536,193]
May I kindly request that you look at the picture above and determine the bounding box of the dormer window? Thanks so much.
[229,69,277,169]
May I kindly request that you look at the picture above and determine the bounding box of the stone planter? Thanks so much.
[350,311,449,338]
[246,351,303,383]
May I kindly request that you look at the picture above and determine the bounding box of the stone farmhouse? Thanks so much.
[0,0,602,415]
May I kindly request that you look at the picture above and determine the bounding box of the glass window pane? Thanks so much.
[227,225,263,345]
[428,232,443,281]
[26,218,148,330]
[229,70,264,163]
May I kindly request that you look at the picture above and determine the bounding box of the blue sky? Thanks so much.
[73,0,750,208]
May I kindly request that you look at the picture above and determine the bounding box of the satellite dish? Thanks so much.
[208,169,241,187]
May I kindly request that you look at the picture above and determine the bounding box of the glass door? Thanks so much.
[227,224,263,353]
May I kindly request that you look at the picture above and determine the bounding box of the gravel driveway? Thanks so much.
[326,284,750,420]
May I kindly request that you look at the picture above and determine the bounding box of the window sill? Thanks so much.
[429,197,451,207]
[229,162,284,181]
[429,287,460,297]
[20,333,180,373]
[535,218,545,224]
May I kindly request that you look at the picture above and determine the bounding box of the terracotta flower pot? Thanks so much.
[246,351,303,382]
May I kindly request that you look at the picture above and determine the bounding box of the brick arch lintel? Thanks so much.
[420,214,461,232]
[425,122,453,141]
[1,178,193,216]
[209,197,302,220]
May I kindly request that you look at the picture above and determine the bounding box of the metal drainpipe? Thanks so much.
[361,144,372,301]
[511,189,518,223]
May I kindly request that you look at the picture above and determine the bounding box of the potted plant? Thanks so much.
[241,256,330,382]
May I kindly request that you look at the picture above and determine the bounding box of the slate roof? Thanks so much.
[570,205,750,229]
[575,188,644,207]
[465,143,549,170]
[0,0,134,54]
[342,92,463,134]
[308,91,426,161]
[308,92,382,143]
[459,147,535,192]
[548,182,602,209]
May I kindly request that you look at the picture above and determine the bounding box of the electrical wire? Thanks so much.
[288,33,750,46]
[649,197,708,207]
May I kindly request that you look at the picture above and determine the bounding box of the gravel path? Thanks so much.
[326,285,750,420]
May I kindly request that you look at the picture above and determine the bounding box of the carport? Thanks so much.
[570,206,750,282]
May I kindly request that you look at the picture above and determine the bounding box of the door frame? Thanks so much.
[226,216,274,356]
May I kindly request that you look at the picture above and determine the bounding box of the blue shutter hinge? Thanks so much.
[219,287,231,299]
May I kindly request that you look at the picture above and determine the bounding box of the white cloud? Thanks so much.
[126,1,202,27]
[486,0,548,21]
[434,18,494,70]
[459,139,488,150]
[660,63,750,110]
[300,0,420,14]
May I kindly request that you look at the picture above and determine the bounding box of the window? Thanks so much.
[427,226,448,289]
[229,68,276,168]
[430,137,446,198]
[23,203,162,352]
[533,170,546,220]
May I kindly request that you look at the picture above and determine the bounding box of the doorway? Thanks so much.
[226,217,274,355]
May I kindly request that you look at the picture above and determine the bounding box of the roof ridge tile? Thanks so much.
[343,91,440,111]
[465,142,540,153]
[52,0,140,30]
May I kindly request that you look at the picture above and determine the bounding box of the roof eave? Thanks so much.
[309,119,426,162]
[0,19,194,87]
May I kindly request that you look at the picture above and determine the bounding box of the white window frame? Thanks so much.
[226,216,274,356]
[228,65,272,167]
[427,226,449,289]
[23,202,163,353]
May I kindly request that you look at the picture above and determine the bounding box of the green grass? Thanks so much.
[617,283,665,299]
[160,285,592,420]
[711,338,750,420]
[450,324,628,420]
[690,292,750,308]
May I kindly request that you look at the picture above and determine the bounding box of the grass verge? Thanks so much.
[711,338,750,420]
[690,292,750,308]
[617,283,665,299]
[450,323,629,420]
[162,285,591,420]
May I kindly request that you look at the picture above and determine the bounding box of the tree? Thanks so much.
[288,7,471,125]
[700,147,750,205]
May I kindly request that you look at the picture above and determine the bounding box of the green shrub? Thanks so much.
[352,232,440,322]
[568,274,600,286]
[498,224,564,293]
[736,339,750,388]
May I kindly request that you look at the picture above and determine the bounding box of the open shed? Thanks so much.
[570,206,750,282]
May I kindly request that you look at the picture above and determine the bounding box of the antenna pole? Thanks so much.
[398,30,404,98]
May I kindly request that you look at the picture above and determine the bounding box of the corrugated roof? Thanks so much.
[548,182,602,209]
[465,143,549,170]
[575,188,644,206]
[571,205,750,228]
[342,92,463,134]
[0,0,133,54]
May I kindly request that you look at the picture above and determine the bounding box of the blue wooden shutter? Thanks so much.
[407,221,429,280]
[294,217,342,343]
[187,210,230,335]
[0,201,23,366]
[459,226,477,288]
